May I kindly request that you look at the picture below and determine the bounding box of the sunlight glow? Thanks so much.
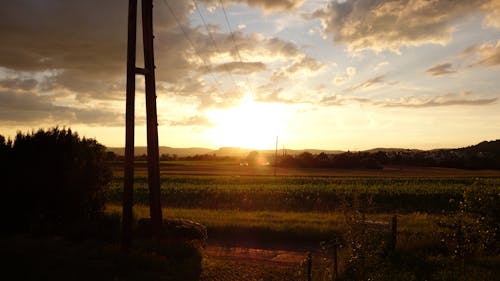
[206,93,288,149]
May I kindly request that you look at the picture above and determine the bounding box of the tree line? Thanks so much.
[248,140,500,170]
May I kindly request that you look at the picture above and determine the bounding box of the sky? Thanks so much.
[1,0,500,150]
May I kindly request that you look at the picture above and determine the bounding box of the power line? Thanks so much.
[161,0,223,92]
[218,0,254,93]
[192,0,239,89]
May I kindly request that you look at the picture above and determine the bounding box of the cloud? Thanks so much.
[286,56,324,73]
[334,67,356,84]
[373,61,389,71]
[381,92,497,108]
[320,91,497,108]
[0,78,38,91]
[311,0,498,52]
[200,0,304,12]
[168,115,215,127]
[463,40,500,67]
[482,0,500,28]
[320,94,372,106]
[269,56,324,84]
[425,63,456,76]
[0,91,121,126]
[254,88,302,104]
[345,75,386,92]
[0,0,318,127]
[212,61,266,74]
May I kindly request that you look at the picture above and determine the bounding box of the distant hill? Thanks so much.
[361,148,418,153]
[106,140,500,158]
[107,146,344,157]
[460,140,500,155]
[107,146,215,157]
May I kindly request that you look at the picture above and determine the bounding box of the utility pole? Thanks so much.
[122,0,163,251]
[274,136,278,176]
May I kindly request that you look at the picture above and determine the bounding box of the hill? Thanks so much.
[106,140,500,159]
[107,146,344,157]
[107,146,215,157]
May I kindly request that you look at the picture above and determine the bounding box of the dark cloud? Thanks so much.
[0,78,38,91]
[0,0,315,128]
[0,91,121,126]
[426,63,456,76]
[311,0,497,52]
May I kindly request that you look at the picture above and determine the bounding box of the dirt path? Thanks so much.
[205,245,308,265]
[201,244,313,280]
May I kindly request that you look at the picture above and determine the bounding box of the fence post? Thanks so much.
[390,215,397,252]
[332,244,338,281]
[307,252,312,281]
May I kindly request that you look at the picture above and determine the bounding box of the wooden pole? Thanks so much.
[307,252,312,281]
[274,136,278,176]
[142,0,163,242]
[333,244,338,281]
[390,215,397,252]
[122,0,138,252]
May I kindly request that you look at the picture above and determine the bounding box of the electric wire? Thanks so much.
[217,0,254,93]
[192,0,239,89]
[160,0,223,92]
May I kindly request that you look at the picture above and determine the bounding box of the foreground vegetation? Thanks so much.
[106,170,500,280]
[0,129,203,281]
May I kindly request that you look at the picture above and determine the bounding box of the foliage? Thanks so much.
[273,139,500,170]
[279,151,383,169]
[1,128,111,232]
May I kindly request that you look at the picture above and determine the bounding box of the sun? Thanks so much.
[206,93,288,149]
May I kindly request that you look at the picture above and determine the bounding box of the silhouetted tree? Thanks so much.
[246,151,260,166]
[2,128,111,233]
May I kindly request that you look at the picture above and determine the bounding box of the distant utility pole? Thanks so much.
[274,136,278,176]
[123,0,163,251]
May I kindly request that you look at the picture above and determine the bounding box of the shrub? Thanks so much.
[1,128,111,232]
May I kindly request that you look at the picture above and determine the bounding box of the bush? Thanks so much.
[1,128,111,232]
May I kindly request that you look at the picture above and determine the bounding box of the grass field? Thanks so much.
[105,162,500,280]
[108,173,500,213]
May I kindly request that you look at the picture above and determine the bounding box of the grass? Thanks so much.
[107,175,500,213]
[103,167,500,280]
[106,204,444,247]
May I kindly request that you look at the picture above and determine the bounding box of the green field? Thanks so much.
[105,163,500,280]
[108,174,500,213]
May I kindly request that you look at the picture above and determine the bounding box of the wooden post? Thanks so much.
[307,252,312,281]
[332,244,338,281]
[122,0,163,250]
[390,215,397,252]
[122,0,138,252]
[274,136,278,176]
[142,0,163,242]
